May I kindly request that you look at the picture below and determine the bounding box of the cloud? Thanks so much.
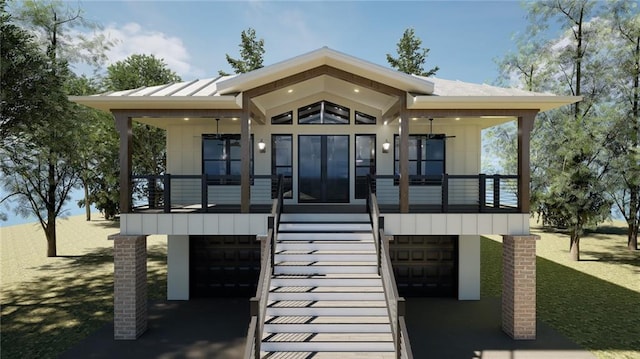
[99,22,204,79]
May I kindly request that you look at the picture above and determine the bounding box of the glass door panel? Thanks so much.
[298,135,349,203]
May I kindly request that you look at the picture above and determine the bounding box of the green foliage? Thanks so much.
[386,28,439,77]
[219,27,265,75]
[10,0,111,70]
[104,54,181,90]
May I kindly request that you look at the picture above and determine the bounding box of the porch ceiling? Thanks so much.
[251,75,398,116]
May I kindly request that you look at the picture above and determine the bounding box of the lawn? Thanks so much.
[1,215,638,359]
[0,215,168,359]
[483,219,640,359]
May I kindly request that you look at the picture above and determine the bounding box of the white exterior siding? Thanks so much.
[383,213,530,236]
[458,235,481,300]
[121,213,270,236]
[167,235,189,300]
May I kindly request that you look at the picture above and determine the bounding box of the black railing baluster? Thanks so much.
[493,175,500,209]
[441,173,449,213]
[479,174,486,212]
[164,174,171,213]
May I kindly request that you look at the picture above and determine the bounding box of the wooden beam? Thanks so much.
[406,108,539,119]
[111,108,244,119]
[517,112,537,213]
[114,113,132,213]
[399,93,409,213]
[241,96,251,213]
[244,65,405,99]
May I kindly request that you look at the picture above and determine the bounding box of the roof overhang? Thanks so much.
[69,95,240,112]
[408,95,583,112]
[215,47,434,95]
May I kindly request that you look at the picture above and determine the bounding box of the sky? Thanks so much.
[2,0,553,227]
[72,0,542,84]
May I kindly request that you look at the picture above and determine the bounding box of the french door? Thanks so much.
[298,135,349,203]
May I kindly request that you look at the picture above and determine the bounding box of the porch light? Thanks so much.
[382,139,390,153]
[258,139,266,153]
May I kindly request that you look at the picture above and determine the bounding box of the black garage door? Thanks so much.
[390,235,458,297]
[190,235,261,297]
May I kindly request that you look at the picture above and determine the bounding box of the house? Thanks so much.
[71,47,580,356]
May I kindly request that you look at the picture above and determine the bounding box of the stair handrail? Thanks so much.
[367,175,414,359]
[244,175,284,359]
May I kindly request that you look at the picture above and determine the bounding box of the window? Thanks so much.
[272,135,293,198]
[355,111,376,125]
[298,101,350,124]
[355,135,376,198]
[271,111,293,125]
[202,134,253,184]
[394,135,445,185]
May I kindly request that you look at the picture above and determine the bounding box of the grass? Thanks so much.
[0,215,167,359]
[1,215,638,359]
[482,219,640,359]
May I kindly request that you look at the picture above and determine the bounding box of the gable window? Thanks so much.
[394,135,445,185]
[355,111,376,125]
[272,111,293,125]
[298,101,350,124]
[202,134,253,184]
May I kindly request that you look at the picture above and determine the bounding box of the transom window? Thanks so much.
[271,111,293,125]
[298,101,349,124]
[355,111,376,125]
[394,135,445,185]
[202,134,253,184]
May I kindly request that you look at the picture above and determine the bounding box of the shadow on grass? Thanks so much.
[0,244,167,359]
[59,298,250,359]
[481,237,640,356]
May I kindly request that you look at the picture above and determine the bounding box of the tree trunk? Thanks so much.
[629,220,639,251]
[84,179,91,221]
[46,218,57,257]
[569,231,580,261]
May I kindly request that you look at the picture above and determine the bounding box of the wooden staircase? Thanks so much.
[261,213,395,358]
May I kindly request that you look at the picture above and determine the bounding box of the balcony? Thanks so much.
[130,174,520,214]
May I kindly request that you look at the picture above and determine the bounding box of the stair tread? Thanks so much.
[263,332,393,342]
[276,250,376,254]
[267,316,390,324]
[272,274,381,279]
[269,300,387,308]
[271,286,382,293]
[262,352,395,359]
[275,261,377,266]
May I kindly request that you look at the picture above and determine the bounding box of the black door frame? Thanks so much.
[297,135,350,203]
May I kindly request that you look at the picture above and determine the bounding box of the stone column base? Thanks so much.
[502,235,537,340]
[111,234,147,340]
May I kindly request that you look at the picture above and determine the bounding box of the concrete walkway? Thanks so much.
[60,297,595,359]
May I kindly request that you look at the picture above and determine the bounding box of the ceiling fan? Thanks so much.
[427,118,456,139]
[214,118,240,146]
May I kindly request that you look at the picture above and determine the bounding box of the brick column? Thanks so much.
[112,234,147,340]
[502,235,537,340]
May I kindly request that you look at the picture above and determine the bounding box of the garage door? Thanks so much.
[390,235,458,297]
[190,235,261,297]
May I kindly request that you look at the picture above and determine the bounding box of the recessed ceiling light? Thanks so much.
[354,88,360,93]
[287,89,293,93]
[455,117,461,121]
[184,118,189,121]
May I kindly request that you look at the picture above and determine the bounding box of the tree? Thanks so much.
[526,0,612,261]
[386,28,439,77]
[218,27,265,75]
[603,0,640,250]
[99,54,182,212]
[1,0,108,256]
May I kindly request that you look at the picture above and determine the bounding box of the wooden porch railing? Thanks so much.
[243,175,284,359]
[367,175,414,359]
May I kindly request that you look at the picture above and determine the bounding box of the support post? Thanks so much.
[112,234,147,340]
[517,113,536,213]
[114,114,132,213]
[502,235,537,340]
[241,95,251,213]
[399,96,409,213]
